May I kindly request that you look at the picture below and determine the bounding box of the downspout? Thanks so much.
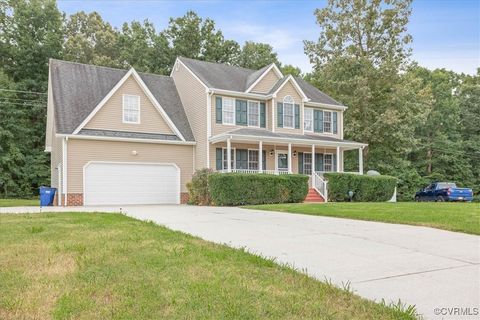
[206,90,214,169]
[62,137,68,206]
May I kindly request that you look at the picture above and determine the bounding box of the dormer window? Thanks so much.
[283,95,294,128]
[123,94,140,123]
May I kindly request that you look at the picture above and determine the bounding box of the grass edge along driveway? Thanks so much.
[0,212,416,320]
[244,202,480,235]
[0,198,38,207]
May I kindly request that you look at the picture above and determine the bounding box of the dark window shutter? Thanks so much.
[313,110,320,132]
[298,152,304,174]
[277,102,283,127]
[333,153,337,172]
[262,150,266,170]
[260,102,266,128]
[294,104,300,129]
[333,112,338,134]
[235,100,242,125]
[216,148,223,170]
[315,153,324,171]
[215,97,222,123]
[318,111,324,132]
[241,100,248,125]
[236,149,248,169]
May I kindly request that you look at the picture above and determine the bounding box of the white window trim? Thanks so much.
[222,97,235,125]
[122,94,140,124]
[247,100,260,128]
[304,108,313,132]
[323,110,333,134]
[303,152,312,174]
[324,153,334,172]
[283,95,295,129]
[247,148,262,170]
[222,147,236,169]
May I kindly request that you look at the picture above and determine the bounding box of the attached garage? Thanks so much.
[84,162,180,205]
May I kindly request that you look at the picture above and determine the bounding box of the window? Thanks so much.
[222,148,235,169]
[248,101,260,127]
[222,98,235,125]
[123,95,140,123]
[248,150,259,170]
[283,95,294,128]
[323,111,332,133]
[324,154,333,172]
[304,108,313,132]
[303,153,312,175]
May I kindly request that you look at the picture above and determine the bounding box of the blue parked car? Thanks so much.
[415,182,473,202]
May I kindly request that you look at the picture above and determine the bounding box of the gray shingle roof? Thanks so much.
[178,57,344,106]
[50,59,195,141]
[219,128,362,145]
[78,129,181,141]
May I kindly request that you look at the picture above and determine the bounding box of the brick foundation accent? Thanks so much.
[180,192,189,204]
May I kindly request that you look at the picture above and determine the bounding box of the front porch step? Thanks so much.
[304,188,325,203]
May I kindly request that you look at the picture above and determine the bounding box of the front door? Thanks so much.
[276,152,288,172]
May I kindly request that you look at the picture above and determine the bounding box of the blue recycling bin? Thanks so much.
[39,186,57,207]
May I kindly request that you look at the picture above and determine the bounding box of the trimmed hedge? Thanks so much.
[186,168,213,205]
[209,173,309,206]
[324,173,398,202]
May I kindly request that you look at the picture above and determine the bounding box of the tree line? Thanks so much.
[0,0,478,200]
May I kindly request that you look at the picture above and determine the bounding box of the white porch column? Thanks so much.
[288,143,292,174]
[311,145,315,187]
[336,146,340,172]
[359,147,363,174]
[258,141,263,173]
[227,138,232,173]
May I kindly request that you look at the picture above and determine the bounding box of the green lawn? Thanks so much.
[245,202,480,235]
[0,213,415,320]
[0,198,38,207]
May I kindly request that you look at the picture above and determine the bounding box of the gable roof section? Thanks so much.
[295,77,343,106]
[245,63,283,93]
[269,75,308,101]
[50,59,194,141]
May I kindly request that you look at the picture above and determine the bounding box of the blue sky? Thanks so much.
[58,0,479,74]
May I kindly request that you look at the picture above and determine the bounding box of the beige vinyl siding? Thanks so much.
[304,104,343,139]
[209,143,342,173]
[84,75,175,135]
[211,95,270,135]
[275,81,303,134]
[251,69,281,93]
[67,139,194,193]
[172,62,208,169]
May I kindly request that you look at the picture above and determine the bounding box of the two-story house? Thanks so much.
[45,57,366,206]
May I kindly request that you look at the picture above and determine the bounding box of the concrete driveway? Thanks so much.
[123,205,480,320]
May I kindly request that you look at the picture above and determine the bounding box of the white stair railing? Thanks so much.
[313,172,328,202]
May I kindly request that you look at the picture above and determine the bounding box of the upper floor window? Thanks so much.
[283,95,294,128]
[123,94,140,123]
[323,111,332,133]
[222,98,235,125]
[248,101,260,127]
[304,108,313,132]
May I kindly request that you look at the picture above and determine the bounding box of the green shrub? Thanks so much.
[208,173,309,206]
[186,168,213,205]
[324,173,398,202]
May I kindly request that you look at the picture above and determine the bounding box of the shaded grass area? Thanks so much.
[245,202,480,235]
[0,212,416,319]
[0,198,38,207]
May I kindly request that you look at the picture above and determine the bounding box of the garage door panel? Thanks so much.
[84,162,179,205]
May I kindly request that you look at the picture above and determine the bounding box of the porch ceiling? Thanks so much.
[209,128,367,150]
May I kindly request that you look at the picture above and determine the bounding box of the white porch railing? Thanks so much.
[313,172,328,202]
[217,169,290,175]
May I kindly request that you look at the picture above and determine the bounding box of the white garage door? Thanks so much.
[84,162,180,205]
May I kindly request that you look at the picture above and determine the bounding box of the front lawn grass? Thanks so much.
[0,212,415,320]
[245,202,480,235]
[0,198,38,207]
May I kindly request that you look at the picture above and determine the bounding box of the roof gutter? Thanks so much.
[208,88,272,100]
[56,133,196,146]
[305,101,348,111]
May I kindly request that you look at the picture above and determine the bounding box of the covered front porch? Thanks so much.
[209,128,367,200]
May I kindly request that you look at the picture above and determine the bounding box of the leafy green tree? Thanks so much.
[281,64,302,77]
[119,20,171,74]
[64,11,121,68]
[164,11,240,67]
[236,41,280,69]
